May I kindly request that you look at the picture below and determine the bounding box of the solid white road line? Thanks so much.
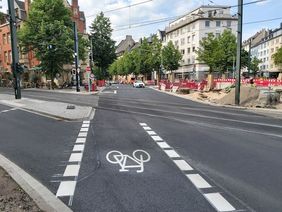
[204,193,235,212]
[143,126,152,130]
[147,131,157,135]
[164,150,180,158]
[151,135,163,141]
[69,153,83,162]
[156,142,171,149]
[186,174,212,189]
[80,128,89,132]
[139,123,147,126]
[56,181,77,197]
[76,138,86,143]
[73,144,85,152]
[63,165,80,177]
[173,160,193,171]
[2,110,9,113]
[82,124,90,128]
[78,132,87,137]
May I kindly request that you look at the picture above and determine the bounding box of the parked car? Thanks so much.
[133,80,145,88]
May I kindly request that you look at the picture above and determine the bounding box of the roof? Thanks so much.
[15,0,25,10]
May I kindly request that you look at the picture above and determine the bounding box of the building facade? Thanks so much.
[248,24,282,78]
[164,5,238,80]
[0,0,86,75]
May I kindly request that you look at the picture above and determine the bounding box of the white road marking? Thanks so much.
[56,181,77,197]
[151,135,163,141]
[83,120,90,124]
[143,126,152,130]
[164,150,180,158]
[147,131,156,135]
[63,165,80,177]
[73,144,85,152]
[78,132,87,137]
[114,90,117,94]
[173,159,193,171]
[186,174,211,189]
[82,124,90,128]
[76,137,86,143]
[69,153,83,162]
[2,110,9,113]
[80,128,89,132]
[139,123,147,126]
[156,142,171,149]
[204,193,235,212]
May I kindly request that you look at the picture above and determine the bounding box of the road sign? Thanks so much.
[86,66,91,72]
[106,150,150,173]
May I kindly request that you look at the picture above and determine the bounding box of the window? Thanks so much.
[7,33,10,44]
[187,36,190,43]
[227,20,231,27]
[4,52,8,63]
[188,58,191,64]
[181,49,185,55]
[192,46,196,52]
[276,38,279,44]
[271,48,274,53]
[8,51,12,63]
[192,35,195,42]
[216,21,221,27]
[205,21,210,27]
[187,48,191,54]
[174,40,179,47]
[181,38,185,45]
[3,34,6,44]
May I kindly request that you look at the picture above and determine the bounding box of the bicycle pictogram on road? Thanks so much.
[106,150,151,173]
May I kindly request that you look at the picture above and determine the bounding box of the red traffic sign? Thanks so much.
[86,66,91,72]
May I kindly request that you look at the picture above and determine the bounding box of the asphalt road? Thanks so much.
[0,85,282,212]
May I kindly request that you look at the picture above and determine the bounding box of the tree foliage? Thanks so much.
[18,0,88,88]
[250,56,262,76]
[196,30,249,74]
[161,41,182,72]
[90,12,116,79]
[272,47,282,70]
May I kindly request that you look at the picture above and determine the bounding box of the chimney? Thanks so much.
[72,0,78,7]
[25,0,31,13]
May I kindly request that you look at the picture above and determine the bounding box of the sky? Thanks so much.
[1,0,282,43]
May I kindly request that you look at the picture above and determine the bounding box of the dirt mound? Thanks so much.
[216,86,260,106]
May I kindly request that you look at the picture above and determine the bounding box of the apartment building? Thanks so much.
[249,24,282,78]
[164,5,238,80]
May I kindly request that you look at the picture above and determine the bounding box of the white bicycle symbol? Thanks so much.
[106,150,151,173]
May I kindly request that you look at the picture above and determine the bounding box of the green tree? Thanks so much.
[149,36,162,83]
[162,41,182,75]
[272,47,282,70]
[18,0,87,89]
[196,33,219,73]
[250,56,262,77]
[138,38,153,79]
[90,12,116,80]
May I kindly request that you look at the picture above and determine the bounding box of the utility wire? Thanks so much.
[87,0,153,18]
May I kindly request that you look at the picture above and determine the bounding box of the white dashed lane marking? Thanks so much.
[56,181,77,197]
[0,108,18,114]
[204,193,236,212]
[186,174,212,189]
[140,122,237,212]
[56,120,91,206]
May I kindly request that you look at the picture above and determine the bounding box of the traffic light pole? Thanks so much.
[8,0,21,99]
[235,0,243,105]
[73,22,80,92]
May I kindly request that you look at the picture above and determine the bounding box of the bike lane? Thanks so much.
[71,107,215,212]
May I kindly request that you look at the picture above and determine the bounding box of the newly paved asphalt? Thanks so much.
[0,86,282,212]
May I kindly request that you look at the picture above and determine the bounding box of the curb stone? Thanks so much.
[0,154,72,212]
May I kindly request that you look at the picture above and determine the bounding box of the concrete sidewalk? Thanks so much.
[23,87,102,95]
[0,94,94,121]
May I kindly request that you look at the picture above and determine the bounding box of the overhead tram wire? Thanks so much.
[113,0,269,31]
[86,0,153,18]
